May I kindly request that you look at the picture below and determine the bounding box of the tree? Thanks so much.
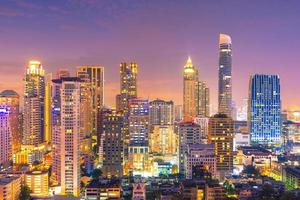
[242,165,258,176]
[258,184,276,200]
[19,185,31,200]
[91,168,102,180]
[280,191,298,200]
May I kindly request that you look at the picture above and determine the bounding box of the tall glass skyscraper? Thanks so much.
[218,33,232,118]
[248,74,281,145]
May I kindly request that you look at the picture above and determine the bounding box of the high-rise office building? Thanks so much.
[0,90,20,154]
[127,98,150,176]
[77,66,104,144]
[248,74,281,145]
[196,81,210,117]
[149,99,174,125]
[179,122,204,174]
[117,62,138,113]
[218,34,232,117]
[174,105,183,122]
[51,77,81,196]
[237,98,248,121]
[0,107,12,165]
[102,109,125,178]
[23,61,45,145]
[208,114,234,180]
[129,98,149,146]
[183,57,198,122]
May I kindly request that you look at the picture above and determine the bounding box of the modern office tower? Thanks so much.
[208,114,234,180]
[56,69,70,79]
[76,65,104,144]
[117,62,138,113]
[149,125,177,155]
[179,122,204,174]
[0,90,20,154]
[102,109,124,178]
[218,33,232,117]
[25,170,49,197]
[129,98,149,146]
[185,144,216,179]
[183,57,198,122]
[237,98,248,121]
[127,98,150,176]
[149,99,174,125]
[51,77,81,196]
[0,176,22,200]
[196,81,210,117]
[248,74,281,146]
[44,73,52,143]
[0,107,12,165]
[23,61,45,145]
[174,105,183,122]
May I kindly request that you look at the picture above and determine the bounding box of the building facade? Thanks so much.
[208,114,234,180]
[0,107,12,165]
[149,99,174,125]
[248,74,281,146]
[218,34,232,117]
[23,61,45,145]
[196,81,210,117]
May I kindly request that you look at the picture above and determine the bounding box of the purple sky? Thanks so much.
[0,0,299,110]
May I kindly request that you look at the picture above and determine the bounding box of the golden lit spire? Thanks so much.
[27,60,45,76]
[185,56,193,68]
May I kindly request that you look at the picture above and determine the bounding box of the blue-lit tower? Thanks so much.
[248,74,281,146]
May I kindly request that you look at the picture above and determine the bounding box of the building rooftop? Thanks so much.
[0,90,19,97]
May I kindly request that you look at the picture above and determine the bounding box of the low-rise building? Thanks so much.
[85,179,121,200]
[25,170,49,197]
[0,175,22,200]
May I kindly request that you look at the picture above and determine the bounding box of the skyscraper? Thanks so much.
[76,66,104,144]
[196,81,210,117]
[149,99,174,125]
[208,114,233,180]
[117,62,138,113]
[0,107,12,165]
[102,109,124,177]
[0,90,20,154]
[44,73,52,144]
[23,61,45,145]
[183,57,198,122]
[218,33,232,117]
[51,77,81,196]
[248,74,281,145]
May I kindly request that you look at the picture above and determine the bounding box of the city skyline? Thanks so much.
[0,1,300,110]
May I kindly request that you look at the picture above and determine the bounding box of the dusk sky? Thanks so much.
[0,0,300,110]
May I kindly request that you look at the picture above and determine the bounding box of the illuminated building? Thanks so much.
[0,107,12,165]
[218,33,232,117]
[181,181,205,200]
[23,60,45,145]
[77,65,104,145]
[208,114,234,180]
[127,98,151,176]
[185,144,216,179]
[0,175,21,200]
[196,80,210,117]
[149,125,178,155]
[101,109,124,177]
[149,99,174,125]
[174,105,183,122]
[132,182,146,200]
[44,73,52,144]
[283,166,300,190]
[194,117,209,144]
[85,179,121,200]
[13,144,45,165]
[233,132,250,150]
[51,77,81,196]
[0,90,20,154]
[25,170,49,197]
[248,74,281,145]
[117,62,138,113]
[183,57,198,122]
[179,122,204,175]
